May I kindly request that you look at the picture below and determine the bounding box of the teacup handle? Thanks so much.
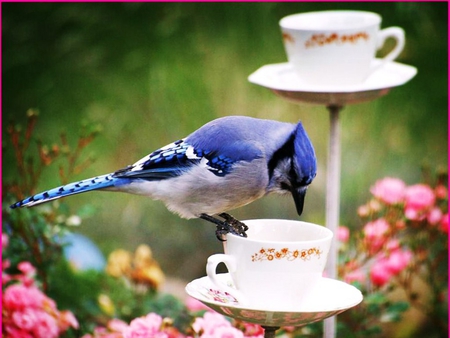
[206,254,247,303]
[371,26,405,74]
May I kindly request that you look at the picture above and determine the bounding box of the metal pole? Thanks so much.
[323,105,343,338]
[262,326,280,338]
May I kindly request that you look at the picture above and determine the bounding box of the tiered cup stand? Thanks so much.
[186,60,416,338]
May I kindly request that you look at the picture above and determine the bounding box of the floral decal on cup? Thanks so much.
[282,32,295,43]
[251,247,323,262]
[305,32,369,48]
[206,288,239,304]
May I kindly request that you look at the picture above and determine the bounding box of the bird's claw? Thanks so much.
[218,213,248,237]
[200,213,248,241]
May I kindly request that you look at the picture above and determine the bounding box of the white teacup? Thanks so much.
[206,219,333,310]
[279,10,405,86]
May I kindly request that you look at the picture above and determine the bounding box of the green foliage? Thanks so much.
[3,112,193,337]
[47,260,105,334]
[3,112,100,291]
[46,259,192,335]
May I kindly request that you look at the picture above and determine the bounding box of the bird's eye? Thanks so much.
[280,182,291,191]
[299,176,313,186]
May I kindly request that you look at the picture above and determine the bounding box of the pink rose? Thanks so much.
[32,310,59,338]
[16,262,37,287]
[185,296,210,312]
[93,327,109,335]
[404,184,436,220]
[3,258,11,270]
[440,214,449,233]
[12,308,37,331]
[337,226,350,243]
[3,272,12,285]
[385,249,412,274]
[370,177,406,205]
[385,239,400,251]
[4,326,34,338]
[17,262,36,276]
[435,185,448,199]
[59,310,80,331]
[344,269,366,284]
[357,204,370,217]
[370,258,392,287]
[241,322,264,337]
[193,312,232,336]
[2,233,9,249]
[107,318,128,332]
[364,219,390,239]
[363,219,390,252]
[427,207,443,225]
[3,284,46,310]
[123,313,166,338]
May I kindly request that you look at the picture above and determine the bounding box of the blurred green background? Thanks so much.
[2,2,447,281]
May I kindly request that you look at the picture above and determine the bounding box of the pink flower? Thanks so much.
[3,259,12,285]
[4,326,34,338]
[435,185,448,199]
[3,258,11,270]
[370,177,406,205]
[427,207,443,225]
[3,272,12,285]
[185,296,210,312]
[59,310,80,331]
[370,248,412,287]
[404,184,435,220]
[370,258,392,287]
[337,226,350,243]
[107,318,128,332]
[3,284,46,310]
[2,233,9,249]
[344,269,366,284]
[385,239,400,251]
[93,327,109,335]
[192,312,232,336]
[32,310,59,338]
[17,262,36,276]
[440,214,449,233]
[12,308,38,331]
[363,219,390,253]
[364,219,390,239]
[123,313,166,338]
[241,322,264,337]
[385,249,412,274]
[357,204,370,217]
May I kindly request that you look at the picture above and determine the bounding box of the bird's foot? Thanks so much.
[218,213,248,236]
[200,213,248,241]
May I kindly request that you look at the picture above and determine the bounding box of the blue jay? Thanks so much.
[11,116,317,239]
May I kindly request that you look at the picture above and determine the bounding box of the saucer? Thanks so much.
[248,59,417,93]
[185,273,363,327]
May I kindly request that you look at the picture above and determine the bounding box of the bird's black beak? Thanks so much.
[292,187,308,216]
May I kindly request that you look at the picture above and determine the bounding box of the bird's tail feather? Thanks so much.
[10,174,120,208]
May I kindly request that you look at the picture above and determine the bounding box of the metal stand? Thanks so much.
[323,105,343,338]
[262,326,281,338]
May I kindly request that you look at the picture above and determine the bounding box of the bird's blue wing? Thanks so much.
[113,139,238,180]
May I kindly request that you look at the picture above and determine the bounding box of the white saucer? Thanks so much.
[185,273,363,327]
[248,59,417,93]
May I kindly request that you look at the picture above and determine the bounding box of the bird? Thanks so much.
[10,116,317,240]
